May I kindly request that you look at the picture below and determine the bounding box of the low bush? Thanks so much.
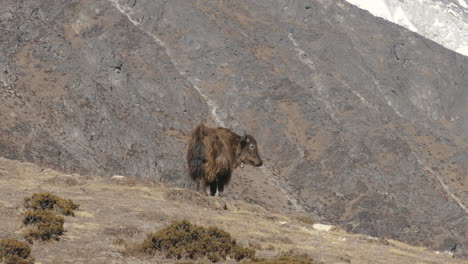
[243,254,314,264]
[0,238,35,264]
[22,193,78,243]
[23,210,65,242]
[24,192,79,216]
[129,220,255,262]
[294,214,315,226]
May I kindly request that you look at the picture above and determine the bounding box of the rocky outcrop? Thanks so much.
[1,0,467,256]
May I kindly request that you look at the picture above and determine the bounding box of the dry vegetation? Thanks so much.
[22,210,65,243]
[0,158,465,264]
[21,193,79,243]
[24,192,79,216]
[127,220,255,262]
[0,238,34,264]
[243,254,314,264]
[177,254,315,264]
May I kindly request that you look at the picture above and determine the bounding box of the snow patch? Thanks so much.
[313,223,336,232]
[392,6,418,32]
[345,0,468,57]
[346,0,418,32]
[346,0,394,21]
[459,0,468,8]
[456,45,468,54]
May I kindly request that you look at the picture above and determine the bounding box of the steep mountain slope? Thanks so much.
[0,0,467,257]
[0,157,466,263]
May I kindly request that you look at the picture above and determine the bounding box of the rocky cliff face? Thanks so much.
[1,0,467,256]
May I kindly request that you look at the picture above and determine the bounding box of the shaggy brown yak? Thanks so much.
[187,123,263,196]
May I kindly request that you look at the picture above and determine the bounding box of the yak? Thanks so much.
[187,123,263,196]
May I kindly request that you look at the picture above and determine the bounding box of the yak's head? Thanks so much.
[238,134,263,168]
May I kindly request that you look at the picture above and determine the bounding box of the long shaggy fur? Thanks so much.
[187,124,205,181]
[186,123,263,196]
[202,134,231,183]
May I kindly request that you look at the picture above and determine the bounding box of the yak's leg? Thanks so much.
[217,182,224,197]
[200,179,208,196]
[209,181,217,196]
[216,181,224,197]
[216,170,230,197]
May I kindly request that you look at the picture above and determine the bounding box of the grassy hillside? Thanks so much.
[0,157,463,264]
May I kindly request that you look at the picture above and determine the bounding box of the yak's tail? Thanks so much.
[187,123,206,181]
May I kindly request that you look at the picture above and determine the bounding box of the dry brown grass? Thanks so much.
[243,254,315,264]
[1,158,466,264]
[103,225,142,238]
[175,254,315,264]
[0,238,35,264]
[293,214,315,226]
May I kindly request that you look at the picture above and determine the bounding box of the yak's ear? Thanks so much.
[240,134,247,148]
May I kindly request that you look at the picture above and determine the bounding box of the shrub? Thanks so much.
[294,214,315,226]
[130,220,255,262]
[23,210,65,242]
[24,192,79,216]
[243,254,314,264]
[0,238,35,264]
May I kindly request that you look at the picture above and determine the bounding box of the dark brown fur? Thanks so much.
[187,123,263,196]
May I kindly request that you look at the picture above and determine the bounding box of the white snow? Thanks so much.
[345,0,394,21]
[458,0,468,8]
[312,223,336,232]
[391,6,418,32]
[346,0,418,32]
[345,0,468,57]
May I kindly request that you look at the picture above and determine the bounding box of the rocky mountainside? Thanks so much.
[1,0,467,257]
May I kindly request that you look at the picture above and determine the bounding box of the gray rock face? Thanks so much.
[1,0,211,185]
[1,0,467,256]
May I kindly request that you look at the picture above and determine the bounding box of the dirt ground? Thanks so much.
[0,157,463,264]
